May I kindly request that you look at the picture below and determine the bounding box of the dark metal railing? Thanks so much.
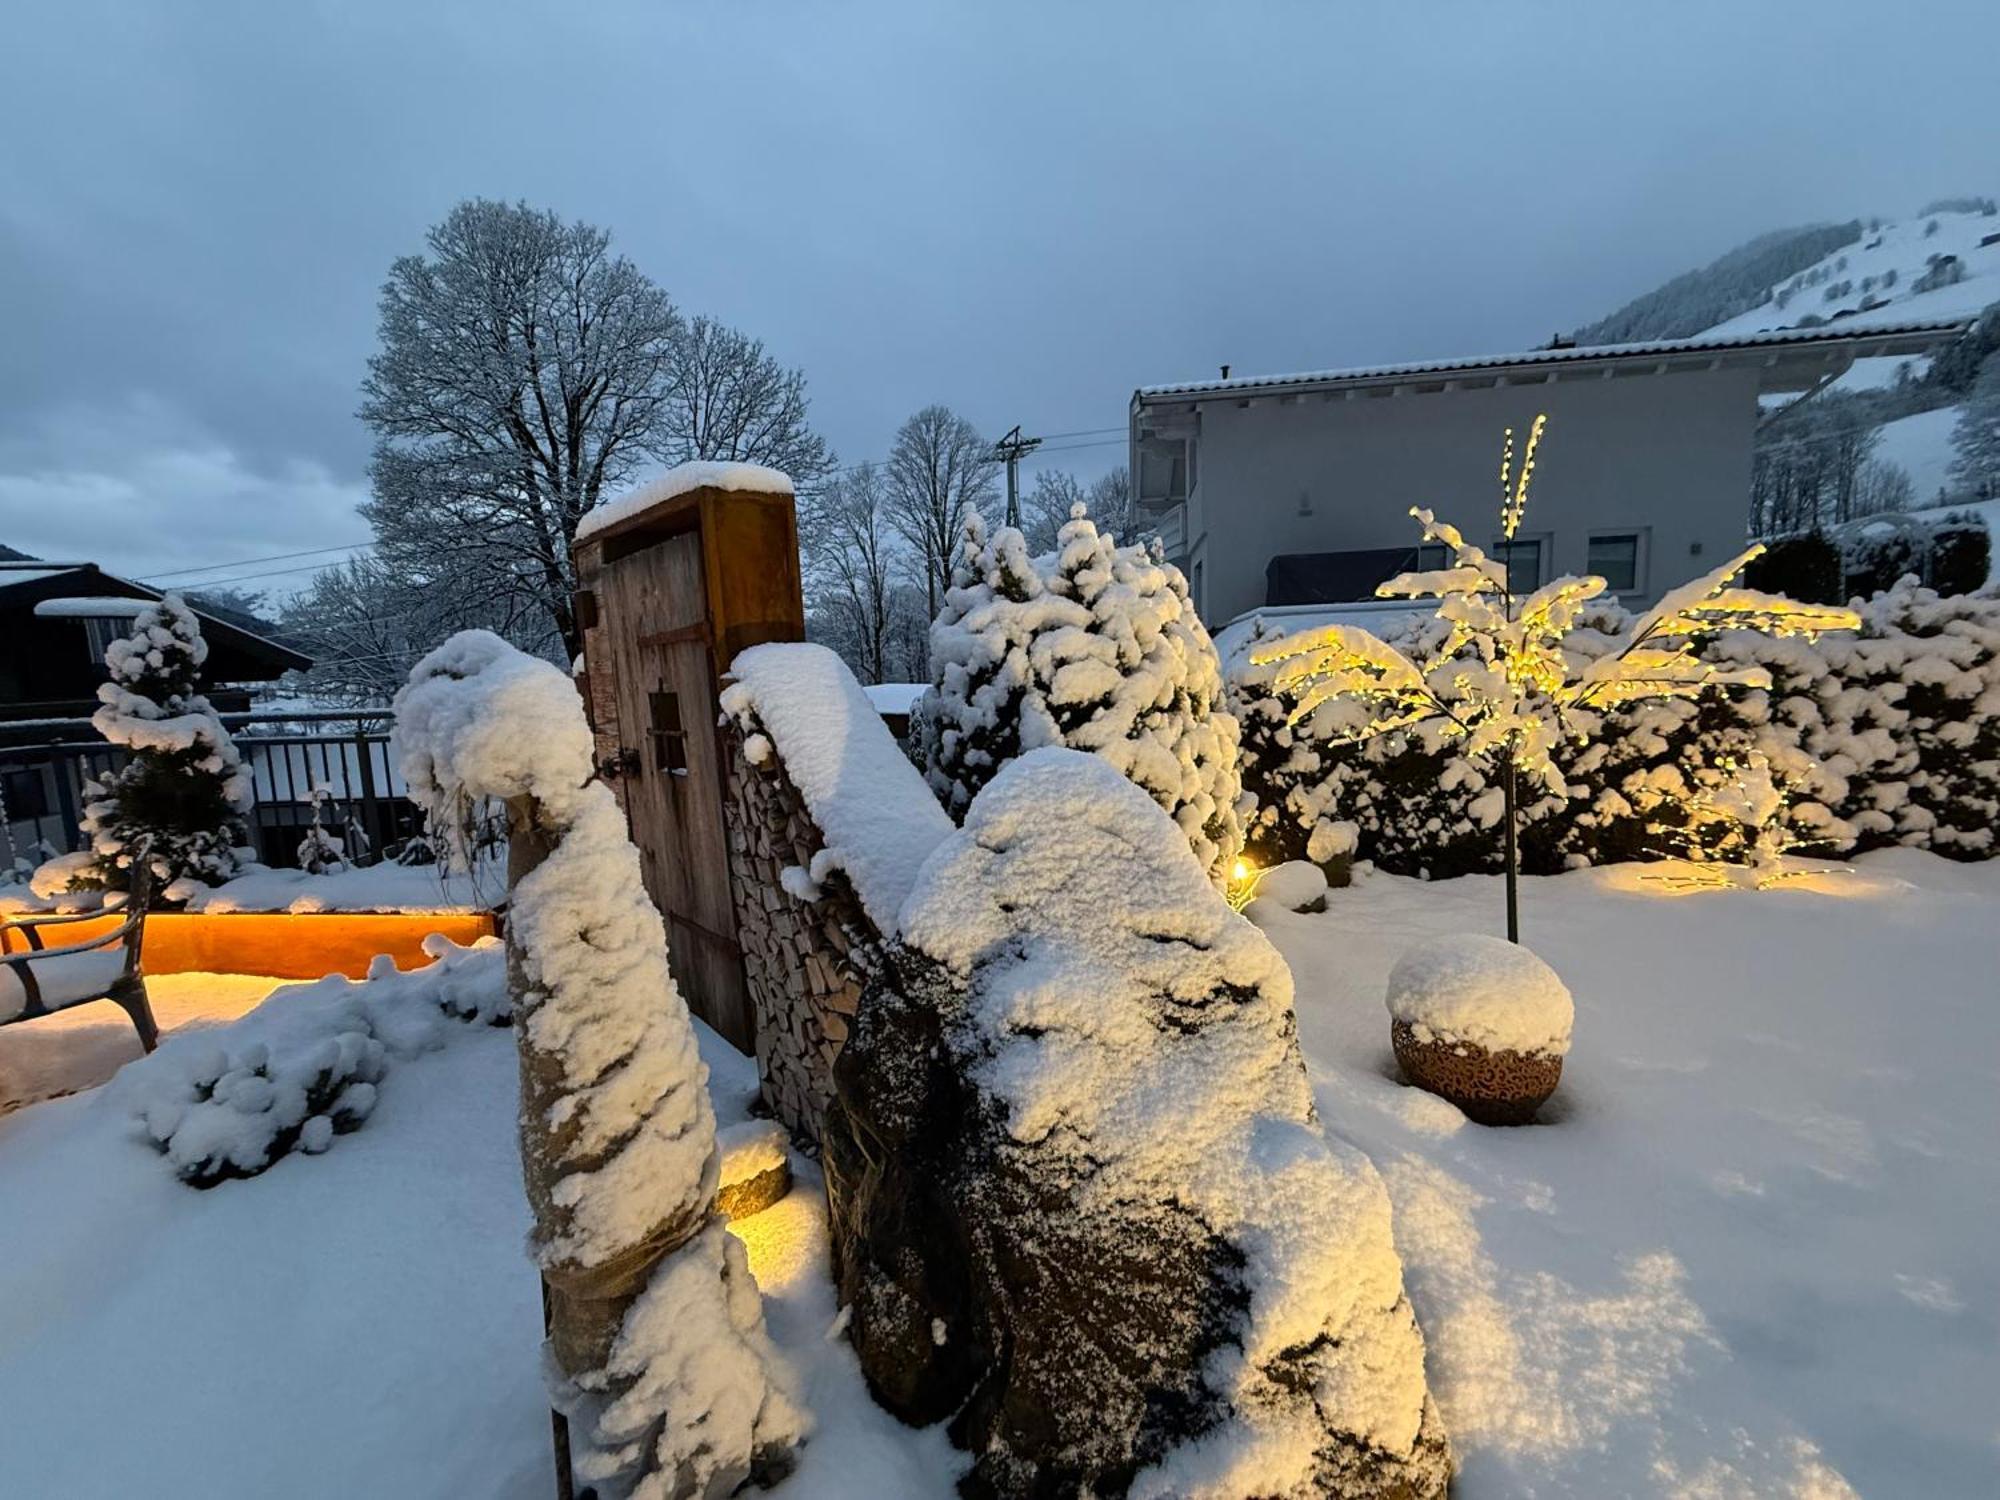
[1,710,429,875]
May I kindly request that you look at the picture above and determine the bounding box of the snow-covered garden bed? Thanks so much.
[1,852,1992,1496]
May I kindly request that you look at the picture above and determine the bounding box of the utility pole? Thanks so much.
[992,425,1042,529]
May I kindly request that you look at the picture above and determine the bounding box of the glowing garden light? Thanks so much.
[1252,418,1861,941]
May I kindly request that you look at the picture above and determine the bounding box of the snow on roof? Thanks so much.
[33,597,153,619]
[720,643,953,932]
[861,681,924,716]
[1135,320,1966,402]
[1211,599,1429,674]
[576,461,794,543]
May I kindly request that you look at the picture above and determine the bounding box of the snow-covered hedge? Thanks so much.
[115,935,505,1187]
[1233,577,2000,876]
[916,508,1245,880]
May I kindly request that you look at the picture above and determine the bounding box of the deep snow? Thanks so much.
[0,851,1995,1496]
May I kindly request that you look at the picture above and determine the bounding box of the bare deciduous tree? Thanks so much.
[1021,470,1084,554]
[884,405,998,618]
[801,462,897,682]
[663,314,834,491]
[359,199,685,662]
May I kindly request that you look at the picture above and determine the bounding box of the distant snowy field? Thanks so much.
[1,854,1995,1497]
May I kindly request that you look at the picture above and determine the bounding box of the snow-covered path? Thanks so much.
[0,851,1994,1497]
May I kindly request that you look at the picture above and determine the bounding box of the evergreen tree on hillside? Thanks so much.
[1949,356,2000,500]
[55,597,255,899]
[1574,221,1862,345]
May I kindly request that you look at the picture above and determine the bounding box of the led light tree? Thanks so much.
[1643,749,1839,890]
[1253,417,1859,940]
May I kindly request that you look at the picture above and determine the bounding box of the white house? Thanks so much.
[1128,322,1964,626]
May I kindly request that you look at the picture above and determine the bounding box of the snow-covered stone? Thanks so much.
[721,642,953,934]
[1386,936,1574,1057]
[1250,859,1330,913]
[825,747,1449,1499]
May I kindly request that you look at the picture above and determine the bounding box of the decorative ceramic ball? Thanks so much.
[1386,935,1573,1125]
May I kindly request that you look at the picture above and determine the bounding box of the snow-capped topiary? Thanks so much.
[1386,935,1574,1058]
[114,933,504,1187]
[824,747,1450,1499]
[295,783,349,874]
[392,629,805,1499]
[50,595,256,900]
[916,505,1244,880]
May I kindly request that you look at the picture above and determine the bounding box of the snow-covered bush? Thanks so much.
[116,934,504,1187]
[393,629,804,1499]
[824,748,1450,1498]
[916,506,1244,879]
[45,596,256,900]
[1234,578,2000,875]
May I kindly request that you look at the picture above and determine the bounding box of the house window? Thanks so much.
[83,617,125,665]
[1137,437,1191,507]
[1415,543,1449,572]
[1492,537,1542,594]
[1587,531,1645,593]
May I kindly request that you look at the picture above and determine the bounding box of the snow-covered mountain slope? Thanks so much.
[1578,203,1999,522]
[1701,206,2000,396]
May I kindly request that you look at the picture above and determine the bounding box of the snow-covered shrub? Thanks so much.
[295,783,349,874]
[44,596,256,900]
[1742,531,1842,605]
[824,748,1450,1499]
[116,934,504,1187]
[916,506,1244,879]
[392,629,804,1498]
[1234,579,2000,874]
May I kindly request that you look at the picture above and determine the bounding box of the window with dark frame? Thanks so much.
[1493,537,1542,595]
[648,687,688,775]
[1588,532,1642,593]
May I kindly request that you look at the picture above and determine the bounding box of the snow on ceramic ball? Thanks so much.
[1386,935,1573,1126]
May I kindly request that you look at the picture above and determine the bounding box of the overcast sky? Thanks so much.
[3,0,1993,594]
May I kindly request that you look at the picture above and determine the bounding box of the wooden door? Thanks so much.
[598,532,754,1050]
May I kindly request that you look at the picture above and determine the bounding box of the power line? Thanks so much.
[142,541,377,583]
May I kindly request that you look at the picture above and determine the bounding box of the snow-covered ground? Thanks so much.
[1,852,1995,1496]
[0,971,287,1114]
[1873,406,1968,507]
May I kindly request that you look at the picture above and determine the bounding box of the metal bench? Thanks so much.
[0,858,157,1052]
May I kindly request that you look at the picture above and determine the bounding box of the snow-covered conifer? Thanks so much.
[918,505,1245,879]
[60,595,255,900]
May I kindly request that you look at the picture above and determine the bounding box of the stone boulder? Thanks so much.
[823,748,1451,1499]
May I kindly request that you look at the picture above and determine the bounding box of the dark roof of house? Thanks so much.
[1133,319,1968,404]
[0,560,312,674]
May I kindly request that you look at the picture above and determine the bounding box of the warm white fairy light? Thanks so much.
[1252,419,1863,796]
[1224,856,1266,912]
[1641,750,1841,891]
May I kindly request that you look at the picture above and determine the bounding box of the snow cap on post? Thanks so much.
[575,460,794,543]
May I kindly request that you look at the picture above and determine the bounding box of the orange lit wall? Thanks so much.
[23,911,499,980]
